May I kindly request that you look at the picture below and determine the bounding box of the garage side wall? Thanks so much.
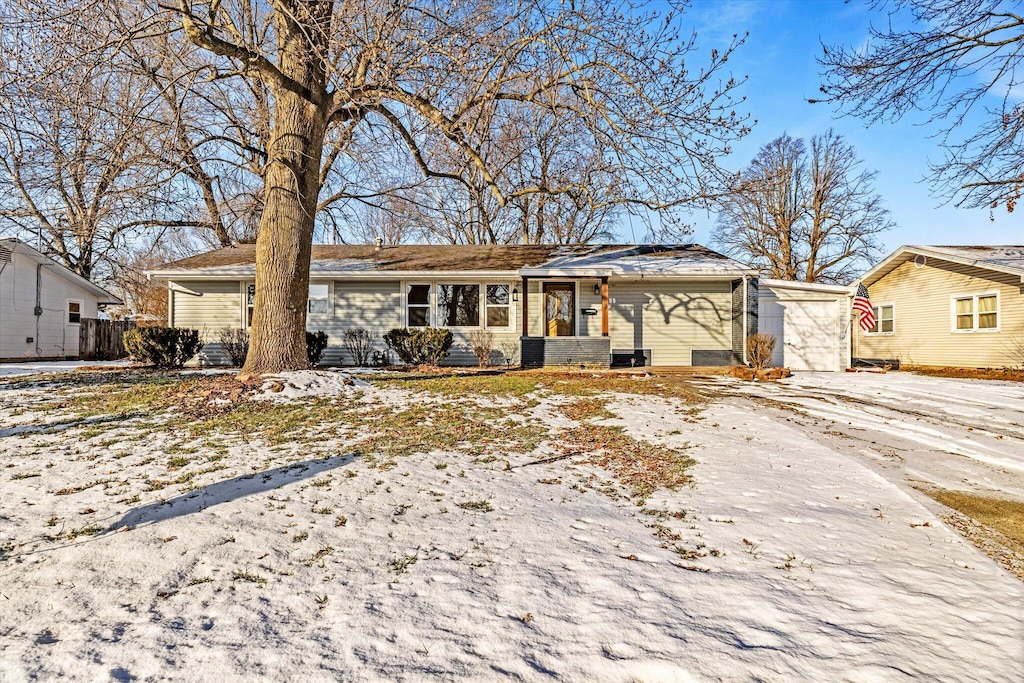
[1,251,99,360]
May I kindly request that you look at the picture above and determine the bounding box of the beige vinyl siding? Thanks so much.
[319,280,401,365]
[321,280,522,366]
[526,280,543,337]
[855,259,1024,367]
[170,279,242,366]
[608,281,731,366]
[577,281,603,337]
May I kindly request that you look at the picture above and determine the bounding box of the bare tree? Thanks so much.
[0,1,247,281]
[159,0,749,375]
[816,0,1024,211]
[713,131,892,284]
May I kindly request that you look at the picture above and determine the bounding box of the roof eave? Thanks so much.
[148,269,526,280]
[3,239,123,304]
[857,245,1024,287]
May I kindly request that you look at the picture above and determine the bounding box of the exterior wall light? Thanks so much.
[512,287,519,302]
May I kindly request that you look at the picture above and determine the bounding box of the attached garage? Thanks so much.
[758,279,851,372]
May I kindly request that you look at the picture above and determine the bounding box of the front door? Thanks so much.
[544,283,575,337]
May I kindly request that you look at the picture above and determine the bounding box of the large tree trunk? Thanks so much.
[240,89,328,377]
[238,1,333,377]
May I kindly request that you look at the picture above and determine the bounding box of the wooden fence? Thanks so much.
[79,319,136,360]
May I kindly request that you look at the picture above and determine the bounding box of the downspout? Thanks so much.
[35,263,44,357]
[742,275,748,365]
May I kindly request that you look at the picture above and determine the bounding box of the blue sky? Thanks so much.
[657,0,1023,252]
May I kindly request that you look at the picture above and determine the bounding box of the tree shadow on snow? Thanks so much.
[107,454,357,531]
[0,413,138,438]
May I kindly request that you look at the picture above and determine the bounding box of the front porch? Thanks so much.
[521,336,611,368]
[519,275,612,367]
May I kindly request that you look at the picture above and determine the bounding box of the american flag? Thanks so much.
[853,283,875,331]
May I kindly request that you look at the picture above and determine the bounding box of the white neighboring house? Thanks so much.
[0,239,123,361]
[758,279,853,372]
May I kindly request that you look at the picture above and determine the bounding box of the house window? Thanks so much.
[67,300,82,324]
[246,283,255,327]
[953,293,999,332]
[486,284,510,327]
[437,284,480,327]
[407,284,431,327]
[867,304,893,334]
[308,283,330,314]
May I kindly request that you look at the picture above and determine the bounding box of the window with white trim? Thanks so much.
[866,304,893,334]
[308,283,330,314]
[953,293,999,332]
[407,284,431,327]
[437,284,480,327]
[485,284,510,327]
[246,283,255,327]
[67,300,82,324]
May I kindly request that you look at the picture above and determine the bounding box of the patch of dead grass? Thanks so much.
[906,366,1024,383]
[923,488,1024,556]
[564,425,694,501]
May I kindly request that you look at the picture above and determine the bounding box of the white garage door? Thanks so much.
[781,300,839,372]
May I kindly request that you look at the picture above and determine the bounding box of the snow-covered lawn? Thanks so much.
[0,369,1021,681]
[0,360,132,378]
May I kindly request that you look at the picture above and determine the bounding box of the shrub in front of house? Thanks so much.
[342,327,374,366]
[383,327,453,366]
[123,327,203,369]
[469,328,494,368]
[746,333,776,371]
[306,331,329,366]
[218,327,250,366]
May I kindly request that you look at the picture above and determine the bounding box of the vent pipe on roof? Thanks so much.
[375,237,384,249]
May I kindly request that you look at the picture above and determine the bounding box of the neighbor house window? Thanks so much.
[67,300,82,324]
[486,284,510,327]
[407,284,431,326]
[308,283,330,314]
[246,283,255,327]
[953,293,999,332]
[437,284,480,327]
[866,304,893,334]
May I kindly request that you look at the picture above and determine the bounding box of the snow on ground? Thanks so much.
[701,371,1024,502]
[0,370,1021,681]
[253,369,369,402]
[0,360,132,377]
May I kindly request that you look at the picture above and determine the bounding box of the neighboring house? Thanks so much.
[147,243,763,368]
[758,279,852,372]
[854,245,1024,368]
[0,239,123,361]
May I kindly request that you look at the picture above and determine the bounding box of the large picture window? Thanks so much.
[486,284,510,327]
[407,284,431,327]
[953,293,999,332]
[437,284,480,327]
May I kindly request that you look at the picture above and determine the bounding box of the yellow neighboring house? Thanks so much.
[854,245,1024,368]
